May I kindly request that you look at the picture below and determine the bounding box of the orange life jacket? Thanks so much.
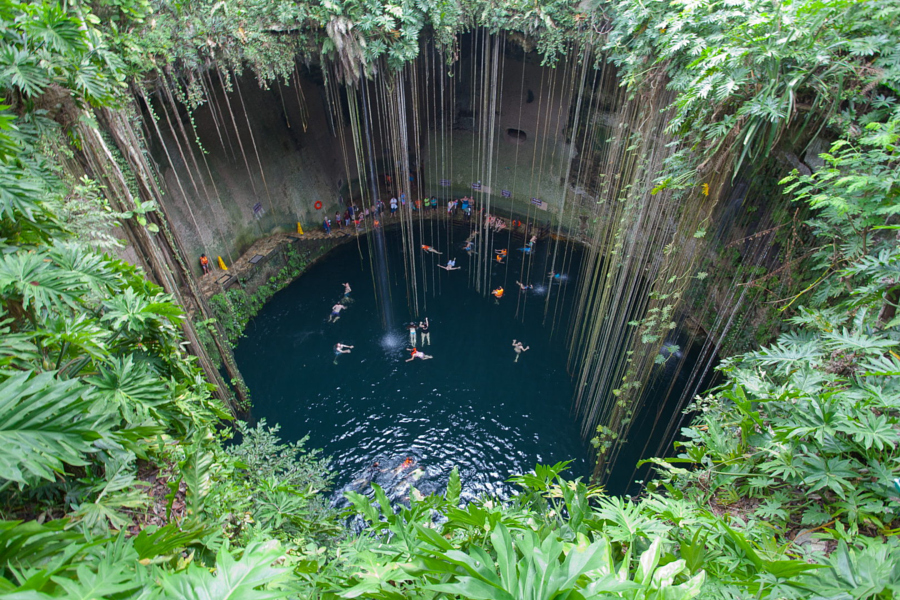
[200,256,209,266]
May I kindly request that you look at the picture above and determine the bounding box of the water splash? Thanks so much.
[380,331,406,351]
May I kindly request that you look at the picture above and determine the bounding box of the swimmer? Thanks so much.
[549,270,564,282]
[464,240,476,253]
[494,253,505,264]
[418,318,431,345]
[516,280,533,291]
[400,457,415,469]
[406,348,433,362]
[334,342,353,364]
[529,234,537,247]
[494,248,508,256]
[333,342,354,364]
[491,287,504,302]
[328,303,347,322]
[421,245,442,255]
[407,322,418,346]
[512,339,530,362]
[341,282,352,302]
[438,258,460,271]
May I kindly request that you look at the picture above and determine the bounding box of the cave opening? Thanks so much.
[145,29,751,491]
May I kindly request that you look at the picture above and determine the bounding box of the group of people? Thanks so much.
[324,202,391,234]
[322,193,488,236]
[330,282,355,363]
[406,318,432,362]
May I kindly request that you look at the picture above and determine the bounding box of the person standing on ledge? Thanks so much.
[406,348,433,362]
[328,303,346,323]
[418,318,430,345]
[333,342,354,364]
[512,340,530,362]
[199,254,210,275]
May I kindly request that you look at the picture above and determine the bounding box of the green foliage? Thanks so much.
[0,1,897,600]
[209,248,310,346]
[0,0,125,104]
[604,0,900,174]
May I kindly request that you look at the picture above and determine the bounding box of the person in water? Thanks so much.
[512,339,530,362]
[421,244,442,255]
[516,280,533,291]
[418,318,430,345]
[407,322,417,346]
[494,252,505,264]
[342,282,351,298]
[406,348,433,362]
[491,287,504,302]
[438,258,460,271]
[328,303,347,322]
[549,270,563,282]
[333,342,354,364]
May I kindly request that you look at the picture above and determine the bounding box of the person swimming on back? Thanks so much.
[328,303,347,322]
[494,253,505,264]
[512,339,530,363]
[333,342,354,364]
[407,323,417,346]
[421,245,442,255]
[491,287,504,301]
[438,258,460,271]
[340,282,352,303]
[406,348,433,362]
[516,280,533,291]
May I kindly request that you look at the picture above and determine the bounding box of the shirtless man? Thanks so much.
[333,342,354,364]
[342,282,351,297]
[406,348,433,362]
[438,258,460,271]
[516,280,533,292]
[512,339,530,362]
[328,303,347,323]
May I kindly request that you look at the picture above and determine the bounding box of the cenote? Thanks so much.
[235,221,708,501]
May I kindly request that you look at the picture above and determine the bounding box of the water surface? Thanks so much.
[235,223,591,504]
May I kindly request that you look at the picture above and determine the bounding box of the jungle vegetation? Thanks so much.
[0,0,898,598]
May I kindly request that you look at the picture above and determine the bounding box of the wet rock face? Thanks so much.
[506,128,527,144]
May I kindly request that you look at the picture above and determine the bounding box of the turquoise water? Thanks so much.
[235,223,592,504]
